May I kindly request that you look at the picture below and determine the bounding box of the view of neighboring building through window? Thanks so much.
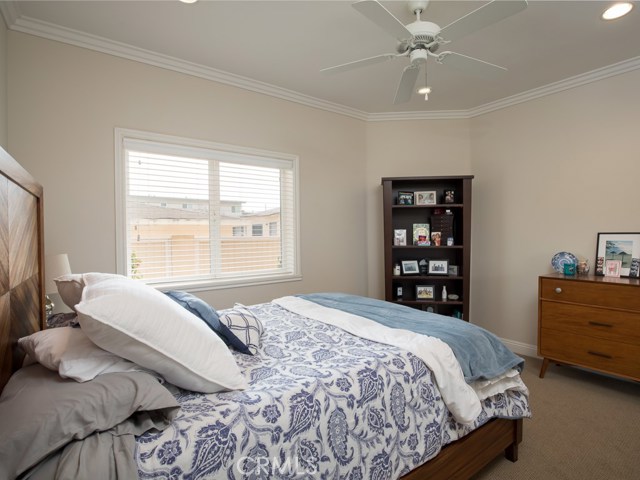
[232,226,246,237]
[252,224,263,237]
[116,129,300,288]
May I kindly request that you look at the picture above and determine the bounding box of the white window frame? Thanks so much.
[115,128,301,291]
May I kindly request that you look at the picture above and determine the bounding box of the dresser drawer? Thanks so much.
[540,329,640,380]
[540,301,640,344]
[540,278,640,312]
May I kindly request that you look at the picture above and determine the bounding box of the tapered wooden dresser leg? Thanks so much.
[539,358,549,378]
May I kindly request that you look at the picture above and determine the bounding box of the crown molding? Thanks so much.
[467,55,640,118]
[6,10,640,123]
[0,1,19,28]
[8,14,370,121]
[366,110,470,121]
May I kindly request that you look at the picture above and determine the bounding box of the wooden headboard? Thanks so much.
[0,147,45,391]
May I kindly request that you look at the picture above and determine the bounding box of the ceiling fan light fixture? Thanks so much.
[602,2,633,20]
[417,86,432,95]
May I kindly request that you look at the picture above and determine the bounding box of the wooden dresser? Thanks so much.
[538,273,640,381]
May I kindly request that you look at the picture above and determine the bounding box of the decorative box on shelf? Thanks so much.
[430,210,454,241]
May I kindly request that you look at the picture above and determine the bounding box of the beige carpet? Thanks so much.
[473,356,640,480]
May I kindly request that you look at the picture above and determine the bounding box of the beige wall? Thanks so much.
[7,32,368,309]
[469,69,640,353]
[6,30,640,354]
[364,119,472,298]
[0,16,7,149]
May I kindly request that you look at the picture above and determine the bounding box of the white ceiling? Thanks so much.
[3,1,640,118]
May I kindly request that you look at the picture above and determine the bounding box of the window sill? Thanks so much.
[145,273,303,293]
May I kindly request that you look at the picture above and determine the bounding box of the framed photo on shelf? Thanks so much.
[393,229,407,246]
[448,265,459,276]
[416,285,435,300]
[397,191,414,205]
[401,260,420,275]
[444,190,455,204]
[428,259,449,275]
[595,232,640,277]
[604,260,622,277]
[415,191,437,205]
[413,223,430,245]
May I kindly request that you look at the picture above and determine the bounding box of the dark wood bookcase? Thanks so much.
[382,176,473,321]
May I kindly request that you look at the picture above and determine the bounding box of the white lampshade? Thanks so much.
[45,253,71,294]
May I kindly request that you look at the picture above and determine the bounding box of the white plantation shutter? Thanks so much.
[116,129,300,289]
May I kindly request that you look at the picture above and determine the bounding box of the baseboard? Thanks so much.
[500,338,539,359]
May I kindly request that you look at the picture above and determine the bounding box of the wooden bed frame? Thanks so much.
[0,147,45,391]
[0,147,522,479]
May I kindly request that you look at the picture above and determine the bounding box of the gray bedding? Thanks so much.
[0,364,179,480]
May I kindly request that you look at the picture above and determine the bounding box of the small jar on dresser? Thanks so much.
[538,273,640,381]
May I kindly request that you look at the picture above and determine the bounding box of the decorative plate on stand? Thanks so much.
[551,251,578,272]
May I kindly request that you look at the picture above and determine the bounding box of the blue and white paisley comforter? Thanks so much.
[136,302,530,479]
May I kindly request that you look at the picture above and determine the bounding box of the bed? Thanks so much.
[0,146,529,479]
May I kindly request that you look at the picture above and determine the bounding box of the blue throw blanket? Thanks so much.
[298,293,524,382]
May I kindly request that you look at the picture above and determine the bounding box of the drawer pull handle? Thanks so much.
[587,350,613,359]
[588,321,613,328]
[554,287,562,294]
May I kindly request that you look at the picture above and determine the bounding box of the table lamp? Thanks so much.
[45,253,71,316]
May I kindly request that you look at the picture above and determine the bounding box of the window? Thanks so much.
[269,222,278,237]
[252,224,263,237]
[115,129,300,290]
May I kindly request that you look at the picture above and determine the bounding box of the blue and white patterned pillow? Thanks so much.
[218,304,264,355]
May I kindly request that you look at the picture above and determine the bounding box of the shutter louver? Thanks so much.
[120,135,298,288]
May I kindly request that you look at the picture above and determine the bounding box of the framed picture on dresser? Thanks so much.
[595,232,640,277]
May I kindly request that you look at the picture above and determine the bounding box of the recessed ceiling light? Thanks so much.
[602,2,633,20]
[180,0,198,4]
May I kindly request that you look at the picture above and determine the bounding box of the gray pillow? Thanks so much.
[0,364,180,479]
[54,273,86,311]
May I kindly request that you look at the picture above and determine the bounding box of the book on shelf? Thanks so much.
[413,223,430,246]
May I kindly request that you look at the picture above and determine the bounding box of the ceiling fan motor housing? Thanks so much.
[406,21,441,52]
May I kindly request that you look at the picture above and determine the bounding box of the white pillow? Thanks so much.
[19,328,70,371]
[75,273,247,393]
[18,327,142,382]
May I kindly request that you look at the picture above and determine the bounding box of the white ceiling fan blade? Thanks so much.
[320,53,400,74]
[352,0,412,42]
[438,0,528,42]
[394,64,420,104]
[437,51,507,77]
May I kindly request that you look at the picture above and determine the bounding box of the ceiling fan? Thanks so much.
[321,0,528,104]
